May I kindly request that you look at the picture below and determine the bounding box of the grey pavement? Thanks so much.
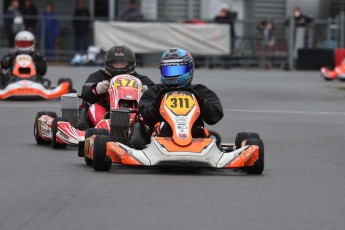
[0,67,344,230]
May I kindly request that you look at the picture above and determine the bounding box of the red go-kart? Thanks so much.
[34,74,142,149]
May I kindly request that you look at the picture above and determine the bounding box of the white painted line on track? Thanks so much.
[225,109,345,116]
[0,103,59,108]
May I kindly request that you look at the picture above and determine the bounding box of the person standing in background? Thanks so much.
[37,1,59,59]
[214,4,237,68]
[285,6,313,59]
[120,0,144,22]
[73,0,90,53]
[4,0,25,47]
[214,4,237,52]
[257,16,276,69]
[21,0,38,32]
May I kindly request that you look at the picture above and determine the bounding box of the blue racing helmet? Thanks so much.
[160,48,194,87]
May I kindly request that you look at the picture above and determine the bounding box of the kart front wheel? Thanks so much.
[83,128,110,166]
[235,132,260,149]
[93,135,112,171]
[34,111,57,145]
[84,157,93,166]
[51,117,68,149]
[246,138,264,175]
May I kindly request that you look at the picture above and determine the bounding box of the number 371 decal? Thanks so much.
[165,92,196,116]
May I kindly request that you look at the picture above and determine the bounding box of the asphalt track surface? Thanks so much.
[0,67,345,230]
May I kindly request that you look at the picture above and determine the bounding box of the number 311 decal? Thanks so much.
[165,93,196,116]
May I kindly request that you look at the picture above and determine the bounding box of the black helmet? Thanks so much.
[104,45,136,76]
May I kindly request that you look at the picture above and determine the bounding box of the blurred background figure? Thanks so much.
[292,6,313,28]
[286,6,313,59]
[21,0,38,32]
[214,3,237,52]
[37,1,59,59]
[257,16,276,69]
[214,3,237,68]
[4,0,25,47]
[73,0,90,53]
[120,0,144,22]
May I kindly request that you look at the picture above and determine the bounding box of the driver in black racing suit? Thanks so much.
[139,47,223,136]
[81,45,155,126]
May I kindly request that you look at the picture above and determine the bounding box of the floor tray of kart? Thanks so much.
[0,54,72,100]
[80,90,264,174]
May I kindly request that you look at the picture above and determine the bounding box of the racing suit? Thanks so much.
[0,51,47,86]
[81,69,155,125]
[139,84,224,135]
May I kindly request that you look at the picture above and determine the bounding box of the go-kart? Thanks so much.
[0,54,72,100]
[34,74,143,149]
[321,60,345,81]
[81,88,264,174]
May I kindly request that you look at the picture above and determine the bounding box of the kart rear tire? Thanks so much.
[235,132,260,149]
[58,78,73,93]
[246,138,264,175]
[93,135,112,171]
[51,117,68,149]
[34,111,57,145]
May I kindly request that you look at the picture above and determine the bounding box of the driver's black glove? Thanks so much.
[191,90,206,112]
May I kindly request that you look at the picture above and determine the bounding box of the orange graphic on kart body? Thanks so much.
[12,54,37,78]
[155,137,213,153]
[160,91,200,147]
[106,142,141,165]
[0,82,70,99]
[226,145,259,168]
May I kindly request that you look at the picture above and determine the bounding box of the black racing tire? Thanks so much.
[93,135,112,171]
[51,117,68,149]
[84,157,93,166]
[245,138,264,175]
[85,128,109,139]
[34,111,57,145]
[235,132,260,149]
[84,128,109,166]
[58,78,73,93]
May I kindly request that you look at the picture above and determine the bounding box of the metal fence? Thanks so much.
[1,13,345,69]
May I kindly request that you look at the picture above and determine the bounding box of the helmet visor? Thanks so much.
[112,60,129,69]
[161,65,190,77]
[16,40,33,48]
